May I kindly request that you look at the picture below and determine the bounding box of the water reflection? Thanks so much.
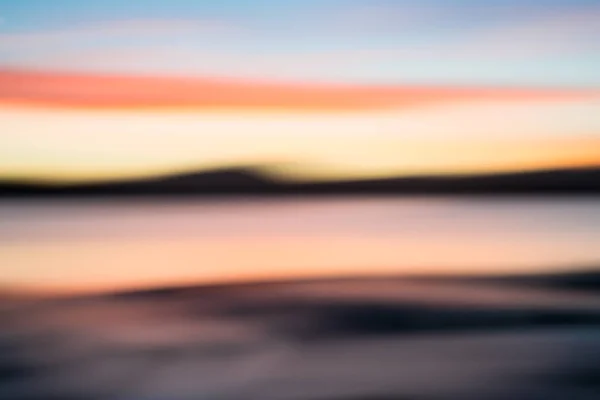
[1,198,599,291]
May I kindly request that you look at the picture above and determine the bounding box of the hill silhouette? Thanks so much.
[0,166,599,197]
[0,167,279,196]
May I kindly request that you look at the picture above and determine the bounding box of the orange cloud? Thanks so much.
[0,70,595,111]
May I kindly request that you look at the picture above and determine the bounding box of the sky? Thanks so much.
[0,0,599,181]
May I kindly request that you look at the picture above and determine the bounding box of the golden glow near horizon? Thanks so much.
[0,71,599,183]
[1,96,599,183]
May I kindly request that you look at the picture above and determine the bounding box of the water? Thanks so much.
[2,196,600,399]
[2,274,600,400]
[1,197,599,291]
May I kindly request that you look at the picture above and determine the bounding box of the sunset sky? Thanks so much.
[1,0,599,182]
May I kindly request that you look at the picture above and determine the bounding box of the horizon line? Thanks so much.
[1,162,599,186]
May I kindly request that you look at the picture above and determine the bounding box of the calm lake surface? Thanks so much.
[1,197,599,290]
[2,197,600,400]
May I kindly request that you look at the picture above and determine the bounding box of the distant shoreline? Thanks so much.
[1,166,599,197]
